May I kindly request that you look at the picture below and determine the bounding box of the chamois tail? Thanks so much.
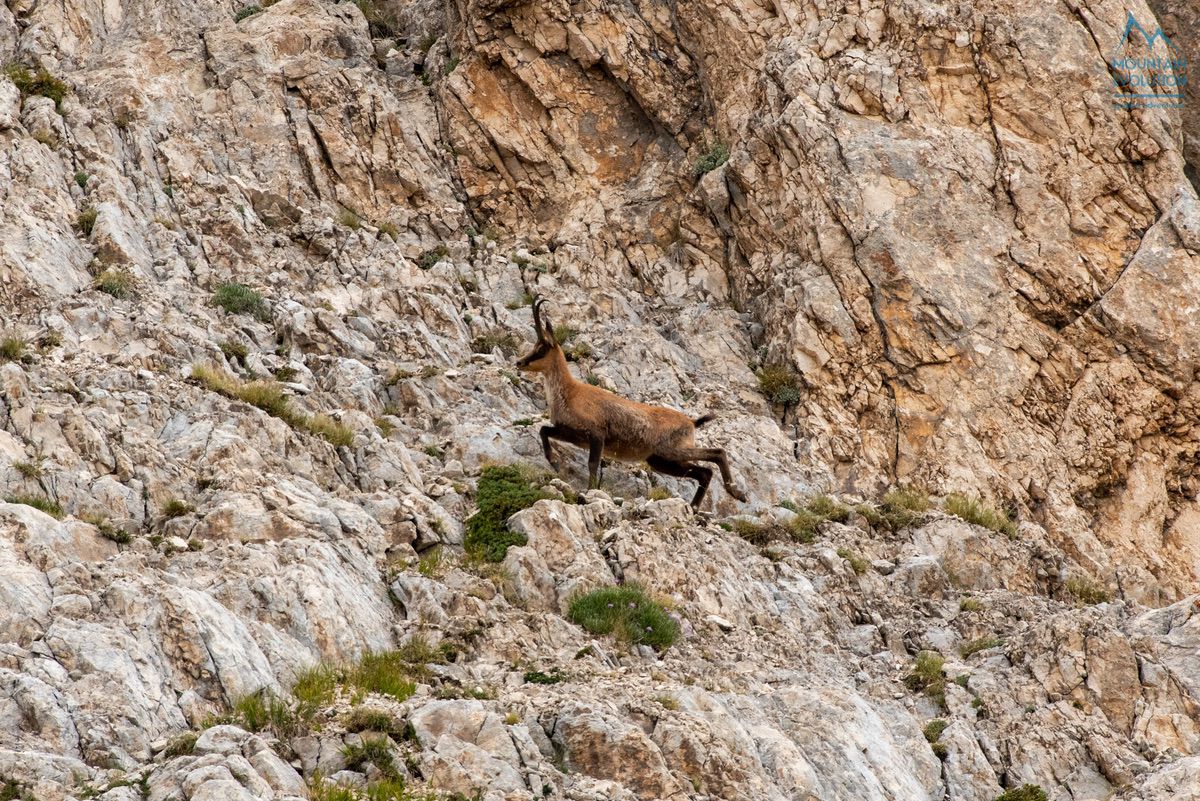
[693,413,717,428]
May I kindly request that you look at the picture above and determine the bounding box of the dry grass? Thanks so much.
[190,364,353,447]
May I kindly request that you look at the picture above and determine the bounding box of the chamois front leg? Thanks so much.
[539,424,588,471]
[587,435,604,489]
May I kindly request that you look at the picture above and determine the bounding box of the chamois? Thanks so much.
[515,298,747,509]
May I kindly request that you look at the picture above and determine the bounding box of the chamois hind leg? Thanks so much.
[587,436,604,489]
[647,455,714,510]
[672,447,748,502]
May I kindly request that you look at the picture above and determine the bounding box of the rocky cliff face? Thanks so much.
[1,0,1199,799]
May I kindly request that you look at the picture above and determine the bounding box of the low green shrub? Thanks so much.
[523,668,566,684]
[693,140,730,177]
[341,735,400,779]
[994,786,1048,801]
[5,63,68,111]
[464,466,550,562]
[836,547,869,575]
[755,363,801,406]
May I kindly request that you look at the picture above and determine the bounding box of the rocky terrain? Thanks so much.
[0,0,1199,799]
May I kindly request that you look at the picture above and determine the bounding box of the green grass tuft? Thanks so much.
[81,512,132,544]
[211,282,271,321]
[162,499,194,519]
[0,335,26,363]
[190,364,353,447]
[234,5,262,21]
[470,332,521,356]
[959,597,983,613]
[291,663,338,716]
[568,584,680,652]
[347,651,419,702]
[904,651,946,708]
[162,731,198,758]
[836,547,870,575]
[95,268,136,299]
[343,707,404,736]
[464,465,550,562]
[943,493,1017,537]
[855,486,932,532]
[226,689,300,738]
[353,0,398,37]
[523,668,566,684]
[959,636,1004,658]
[5,493,63,519]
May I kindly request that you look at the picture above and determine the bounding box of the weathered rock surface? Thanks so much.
[0,0,1198,799]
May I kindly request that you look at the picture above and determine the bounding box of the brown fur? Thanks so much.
[515,301,747,509]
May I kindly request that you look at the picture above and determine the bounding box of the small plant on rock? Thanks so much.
[943,492,1017,537]
[959,636,1003,659]
[95,268,136,299]
[857,486,931,532]
[464,465,550,562]
[343,707,404,736]
[162,731,198,758]
[994,785,1048,801]
[923,719,948,759]
[81,512,132,544]
[568,584,680,652]
[211,282,271,321]
[470,332,521,356]
[904,650,946,708]
[162,499,194,519]
[76,207,98,236]
[836,547,869,575]
[522,668,566,684]
[693,140,730,177]
[5,63,69,111]
[788,494,850,542]
[1065,574,1110,606]
[959,597,983,613]
[4,493,63,519]
[234,5,262,21]
[416,244,449,270]
[341,735,400,779]
[755,363,801,407]
[353,0,398,37]
[0,335,26,363]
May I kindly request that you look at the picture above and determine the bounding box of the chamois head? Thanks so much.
[515,297,561,373]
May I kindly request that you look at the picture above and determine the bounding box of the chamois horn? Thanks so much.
[531,296,553,343]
